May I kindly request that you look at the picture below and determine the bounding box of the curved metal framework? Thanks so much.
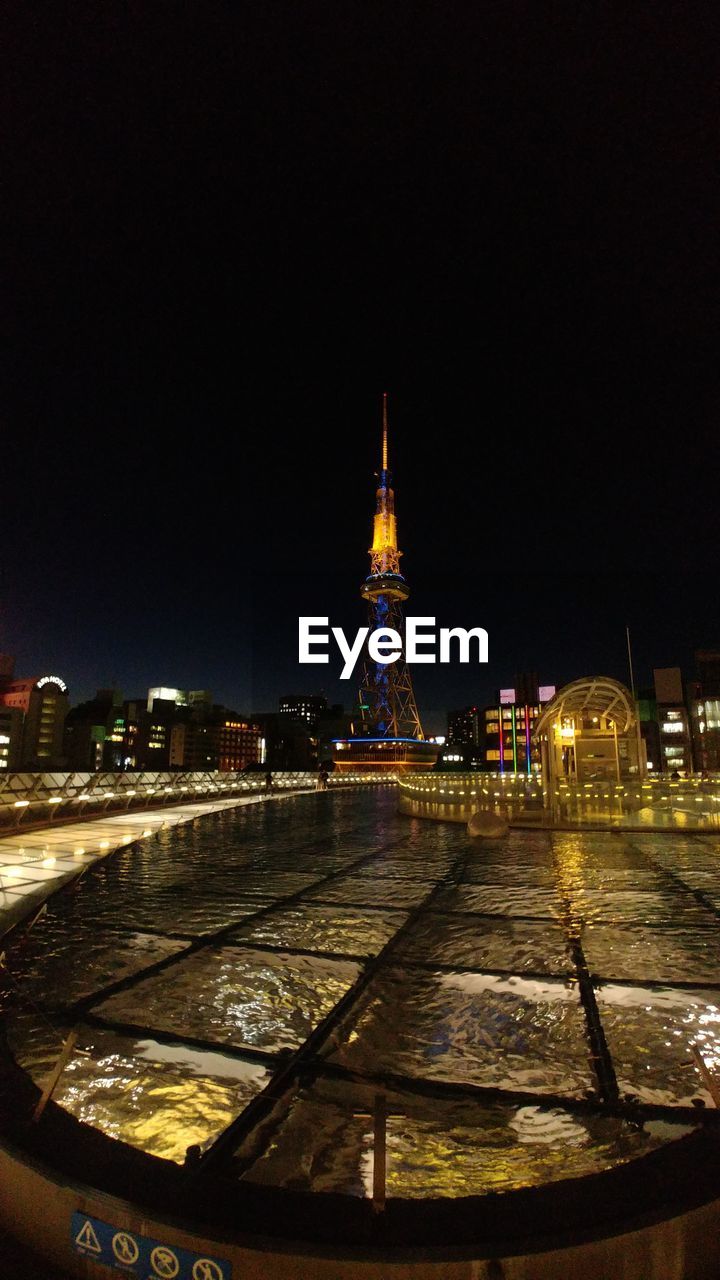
[534,676,636,740]
[534,676,643,791]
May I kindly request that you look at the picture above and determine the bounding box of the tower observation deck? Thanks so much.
[333,396,438,773]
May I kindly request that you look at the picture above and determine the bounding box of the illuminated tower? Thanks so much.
[358,394,424,739]
[332,396,438,772]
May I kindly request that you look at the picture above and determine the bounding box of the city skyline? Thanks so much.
[2,9,720,1276]
[2,576,717,742]
[3,8,718,738]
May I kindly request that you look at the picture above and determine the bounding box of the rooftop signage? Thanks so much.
[36,675,67,693]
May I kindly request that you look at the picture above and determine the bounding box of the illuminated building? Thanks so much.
[447,706,480,748]
[435,740,485,771]
[0,656,69,768]
[122,688,215,769]
[137,697,177,767]
[688,650,720,773]
[637,656,720,775]
[170,715,262,771]
[333,397,437,773]
[278,696,351,769]
[653,667,693,774]
[482,677,556,773]
[636,692,661,772]
[690,700,720,773]
[0,707,22,769]
[251,713,314,770]
[64,689,125,770]
[279,694,328,728]
[147,687,212,713]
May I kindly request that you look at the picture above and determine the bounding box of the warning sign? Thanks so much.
[74,1218,102,1254]
[193,1262,225,1280]
[151,1245,180,1278]
[113,1231,140,1266]
[70,1212,232,1279]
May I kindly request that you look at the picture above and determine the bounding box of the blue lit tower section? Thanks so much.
[358,396,424,740]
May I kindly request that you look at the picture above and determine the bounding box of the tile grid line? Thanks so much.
[192,841,474,1179]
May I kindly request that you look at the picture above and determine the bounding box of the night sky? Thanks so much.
[3,5,719,735]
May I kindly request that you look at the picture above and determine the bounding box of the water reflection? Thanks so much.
[395,915,572,974]
[596,983,720,1106]
[95,946,362,1053]
[229,904,405,956]
[583,924,720,983]
[2,792,719,1198]
[42,1026,270,1163]
[327,968,592,1096]
[240,1077,684,1198]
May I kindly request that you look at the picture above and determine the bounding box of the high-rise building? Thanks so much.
[279,694,328,728]
[134,696,178,769]
[170,713,262,771]
[250,713,315,771]
[333,396,437,772]
[688,650,720,773]
[64,689,125,770]
[653,667,693,774]
[146,686,187,712]
[482,679,556,773]
[636,691,662,773]
[146,687,212,713]
[447,707,480,748]
[110,687,263,772]
[0,706,23,770]
[0,656,69,769]
[696,651,720,696]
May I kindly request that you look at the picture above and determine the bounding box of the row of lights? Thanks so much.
[4,772,393,814]
[400,778,720,806]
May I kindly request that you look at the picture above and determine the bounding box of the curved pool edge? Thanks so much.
[1,1049,720,1280]
[397,790,720,836]
[0,788,319,947]
[4,789,720,1277]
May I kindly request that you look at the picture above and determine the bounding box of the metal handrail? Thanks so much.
[0,770,395,830]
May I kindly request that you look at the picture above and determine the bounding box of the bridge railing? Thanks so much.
[0,770,393,832]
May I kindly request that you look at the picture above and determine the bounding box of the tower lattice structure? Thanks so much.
[358,395,424,740]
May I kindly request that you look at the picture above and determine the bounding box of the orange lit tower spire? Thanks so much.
[359,395,424,740]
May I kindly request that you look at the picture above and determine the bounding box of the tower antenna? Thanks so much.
[382,392,388,472]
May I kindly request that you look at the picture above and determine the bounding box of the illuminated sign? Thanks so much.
[37,676,67,693]
[499,689,516,705]
[538,685,556,702]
